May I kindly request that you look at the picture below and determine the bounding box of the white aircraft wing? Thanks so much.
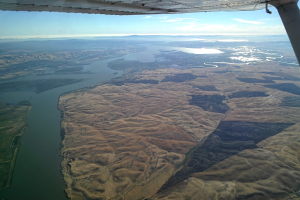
[0,0,265,15]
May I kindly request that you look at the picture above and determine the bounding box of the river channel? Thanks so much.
[0,58,122,200]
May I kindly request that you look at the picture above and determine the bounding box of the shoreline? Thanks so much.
[0,104,31,190]
[57,67,124,199]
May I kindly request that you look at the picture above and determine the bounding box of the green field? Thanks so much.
[0,102,31,189]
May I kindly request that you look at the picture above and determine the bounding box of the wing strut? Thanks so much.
[271,0,300,65]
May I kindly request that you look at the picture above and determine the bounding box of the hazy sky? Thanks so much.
[0,5,291,39]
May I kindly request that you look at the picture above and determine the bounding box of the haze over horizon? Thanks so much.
[0,3,296,39]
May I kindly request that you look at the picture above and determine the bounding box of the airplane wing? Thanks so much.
[0,0,265,15]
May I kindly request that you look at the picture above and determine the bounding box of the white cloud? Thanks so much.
[233,18,264,25]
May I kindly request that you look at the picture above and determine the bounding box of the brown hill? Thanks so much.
[59,63,300,200]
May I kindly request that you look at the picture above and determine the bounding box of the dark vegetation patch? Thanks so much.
[237,78,274,84]
[263,76,286,81]
[0,79,82,93]
[162,73,198,83]
[281,96,300,107]
[189,95,229,113]
[0,60,71,75]
[194,85,218,91]
[229,91,268,98]
[1,60,61,73]
[265,83,300,95]
[263,72,300,81]
[0,102,30,189]
[0,163,10,189]
[279,75,300,81]
[160,121,293,191]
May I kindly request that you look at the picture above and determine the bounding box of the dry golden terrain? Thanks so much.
[59,63,300,200]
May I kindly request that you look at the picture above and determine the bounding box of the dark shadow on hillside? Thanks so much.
[161,73,198,83]
[160,121,293,191]
[263,72,300,81]
[237,78,274,84]
[194,85,218,91]
[265,83,300,95]
[189,95,229,113]
[281,96,300,107]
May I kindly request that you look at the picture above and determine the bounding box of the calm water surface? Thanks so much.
[0,58,121,200]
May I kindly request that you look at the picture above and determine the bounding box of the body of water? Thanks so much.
[0,58,121,200]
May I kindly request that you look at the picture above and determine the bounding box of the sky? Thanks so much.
[0,4,291,39]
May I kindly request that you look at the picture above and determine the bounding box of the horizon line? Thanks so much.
[0,33,287,40]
